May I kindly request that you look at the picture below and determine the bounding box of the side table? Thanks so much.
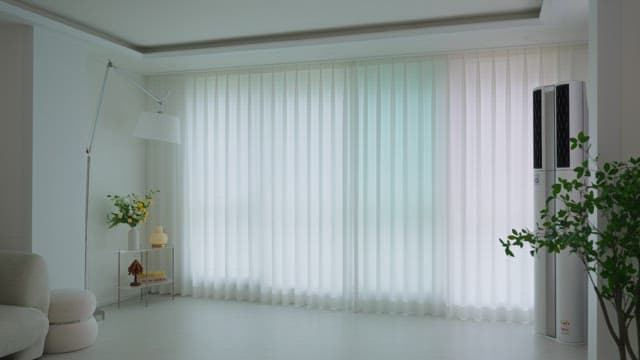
[116,246,175,308]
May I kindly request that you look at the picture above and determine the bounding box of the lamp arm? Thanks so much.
[86,60,168,154]
[110,64,164,105]
[86,60,113,155]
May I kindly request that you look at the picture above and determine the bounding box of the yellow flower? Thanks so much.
[117,213,123,219]
[127,218,132,223]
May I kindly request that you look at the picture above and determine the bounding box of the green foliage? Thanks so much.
[499,133,640,360]
[106,190,158,229]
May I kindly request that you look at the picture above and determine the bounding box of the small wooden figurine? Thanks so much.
[128,259,144,287]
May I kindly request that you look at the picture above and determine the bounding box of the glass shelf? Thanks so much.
[118,278,173,290]
[117,246,174,254]
[117,246,175,308]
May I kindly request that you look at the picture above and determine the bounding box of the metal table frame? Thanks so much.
[116,246,175,308]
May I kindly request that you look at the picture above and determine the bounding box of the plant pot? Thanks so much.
[128,227,140,250]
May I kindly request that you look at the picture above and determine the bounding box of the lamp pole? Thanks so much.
[84,60,113,290]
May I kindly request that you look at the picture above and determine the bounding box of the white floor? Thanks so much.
[43,296,586,360]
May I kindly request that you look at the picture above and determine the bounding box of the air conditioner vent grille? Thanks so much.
[533,89,542,169]
[556,84,570,168]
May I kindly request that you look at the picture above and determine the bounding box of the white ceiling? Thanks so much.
[18,0,542,48]
[0,0,588,74]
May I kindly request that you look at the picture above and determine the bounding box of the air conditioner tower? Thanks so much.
[532,80,587,344]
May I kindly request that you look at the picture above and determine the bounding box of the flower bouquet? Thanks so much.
[106,190,158,228]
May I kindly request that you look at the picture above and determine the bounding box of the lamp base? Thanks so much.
[93,308,105,322]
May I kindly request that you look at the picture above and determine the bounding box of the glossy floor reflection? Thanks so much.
[43,296,586,360]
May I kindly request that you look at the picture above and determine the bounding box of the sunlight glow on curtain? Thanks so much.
[146,45,587,322]
[351,59,450,316]
[181,66,349,308]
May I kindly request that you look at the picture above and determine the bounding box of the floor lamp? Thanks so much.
[85,60,180,316]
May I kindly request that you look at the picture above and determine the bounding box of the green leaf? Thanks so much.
[577,132,589,143]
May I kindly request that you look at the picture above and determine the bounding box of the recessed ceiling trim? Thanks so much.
[140,8,541,54]
[2,0,133,50]
[3,0,541,54]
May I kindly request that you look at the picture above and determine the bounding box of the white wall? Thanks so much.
[588,0,640,359]
[0,24,33,252]
[31,26,146,303]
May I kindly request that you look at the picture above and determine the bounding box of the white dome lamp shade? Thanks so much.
[133,111,181,144]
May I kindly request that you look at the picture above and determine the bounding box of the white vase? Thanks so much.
[128,227,140,250]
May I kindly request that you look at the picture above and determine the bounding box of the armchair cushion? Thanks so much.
[0,251,50,359]
[0,305,49,357]
[0,251,49,314]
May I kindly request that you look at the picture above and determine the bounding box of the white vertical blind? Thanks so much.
[146,45,587,322]
[172,66,349,308]
[351,58,450,315]
[447,49,533,321]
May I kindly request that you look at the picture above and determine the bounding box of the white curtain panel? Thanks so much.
[350,59,450,316]
[173,66,351,308]
[146,45,587,322]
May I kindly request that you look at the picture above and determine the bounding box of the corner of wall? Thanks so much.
[23,25,34,253]
[0,23,34,253]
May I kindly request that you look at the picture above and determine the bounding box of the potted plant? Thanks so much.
[500,133,640,360]
[107,190,158,250]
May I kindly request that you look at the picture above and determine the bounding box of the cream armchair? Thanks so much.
[0,251,50,360]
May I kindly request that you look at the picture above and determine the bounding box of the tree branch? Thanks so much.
[584,262,622,345]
